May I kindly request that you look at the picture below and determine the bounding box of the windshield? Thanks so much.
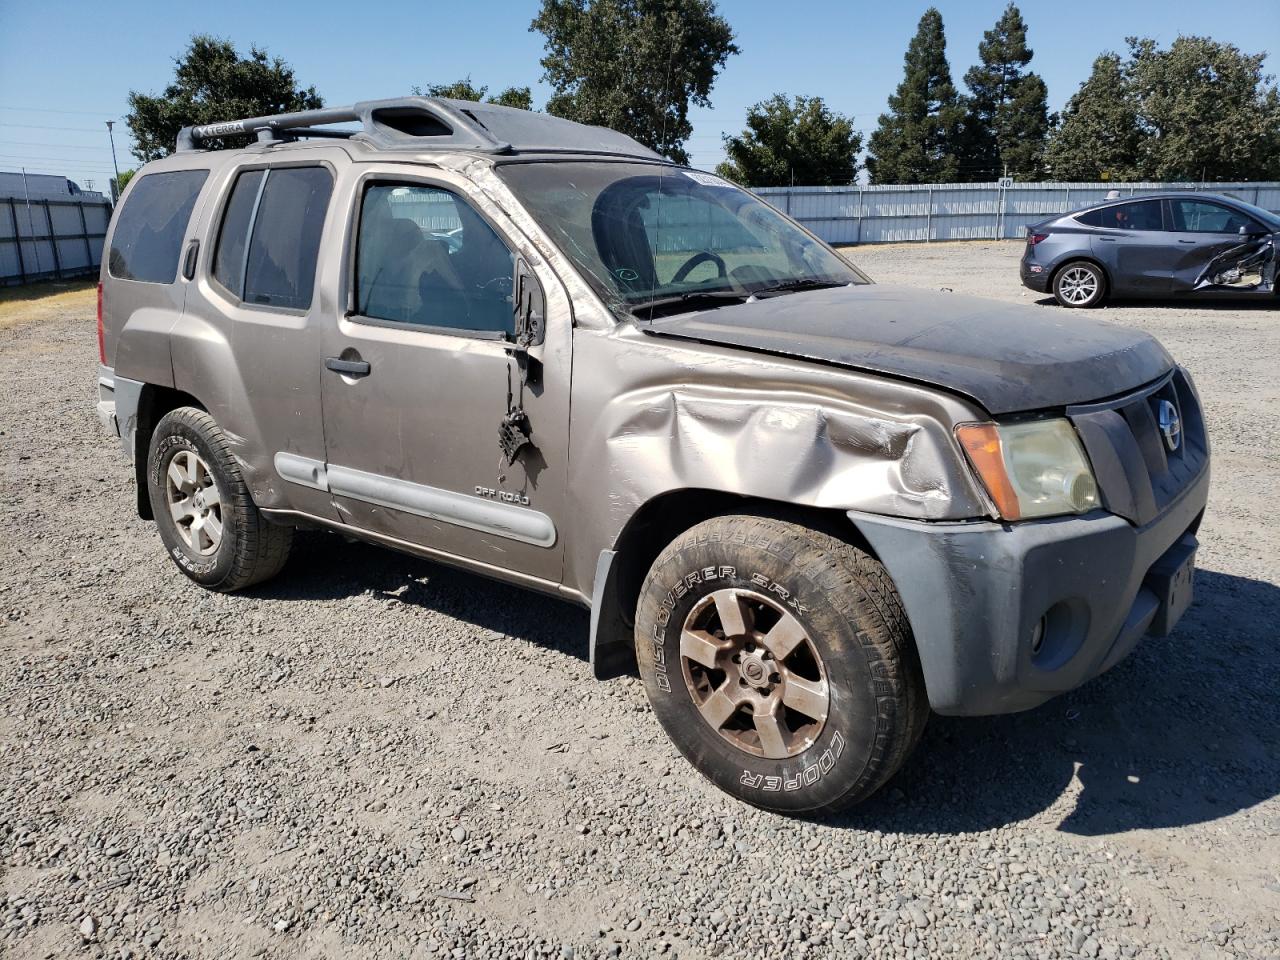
[496,161,867,318]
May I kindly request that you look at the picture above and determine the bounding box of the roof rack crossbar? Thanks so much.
[174,97,511,154]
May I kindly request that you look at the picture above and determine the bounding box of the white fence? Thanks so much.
[0,195,112,286]
[752,181,1280,245]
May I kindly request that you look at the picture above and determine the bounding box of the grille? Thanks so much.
[1068,369,1208,526]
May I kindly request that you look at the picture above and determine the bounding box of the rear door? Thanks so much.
[185,150,346,521]
[315,164,572,585]
[1086,199,1175,296]
[1166,198,1268,291]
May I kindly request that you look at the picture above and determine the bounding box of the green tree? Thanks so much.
[113,169,136,197]
[126,35,323,160]
[959,2,1049,180]
[1043,54,1142,180]
[1126,35,1280,180]
[1046,37,1280,181]
[716,95,861,186]
[866,8,965,184]
[530,0,738,164]
[413,77,533,110]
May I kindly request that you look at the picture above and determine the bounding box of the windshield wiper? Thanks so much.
[753,278,850,296]
[624,289,750,319]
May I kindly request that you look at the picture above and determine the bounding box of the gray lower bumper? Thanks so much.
[96,364,140,461]
[849,464,1209,716]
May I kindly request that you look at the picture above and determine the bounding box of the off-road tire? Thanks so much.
[635,515,928,814]
[146,407,292,591]
[1052,259,1107,308]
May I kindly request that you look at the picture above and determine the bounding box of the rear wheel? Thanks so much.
[146,407,292,591]
[1053,260,1107,308]
[634,515,928,814]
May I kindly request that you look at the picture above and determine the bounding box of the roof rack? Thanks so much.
[174,96,664,161]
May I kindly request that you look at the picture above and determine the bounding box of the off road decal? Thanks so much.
[740,731,846,792]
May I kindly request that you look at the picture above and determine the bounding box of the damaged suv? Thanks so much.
[96,98,1209,813]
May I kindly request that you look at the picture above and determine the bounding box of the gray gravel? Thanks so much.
[2,243,1278,960]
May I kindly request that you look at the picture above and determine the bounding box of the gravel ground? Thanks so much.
[1,242,1277,960]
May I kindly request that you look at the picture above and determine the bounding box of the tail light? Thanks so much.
[1027,232,1049,246]
[96,282,106,365]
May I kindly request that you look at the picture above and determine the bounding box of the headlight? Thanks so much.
[956,419,1100,521]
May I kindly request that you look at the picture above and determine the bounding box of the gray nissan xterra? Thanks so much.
[96,97,1209,813]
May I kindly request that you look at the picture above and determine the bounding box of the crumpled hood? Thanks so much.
[639,284,1174,415]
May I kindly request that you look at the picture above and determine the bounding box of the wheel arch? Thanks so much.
[1051,255,1111,299]
[131,384,207,520]
[588,487,878,680]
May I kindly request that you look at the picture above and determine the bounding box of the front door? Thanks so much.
[1166,198,1273,292]
[318,167,571,585]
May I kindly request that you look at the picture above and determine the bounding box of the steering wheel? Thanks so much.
[671,250,728,284]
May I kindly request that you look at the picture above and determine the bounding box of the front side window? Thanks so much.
[1169,199,1257,234]
[1079,199,1163,231]
[212,166,333,310]
[107,169,209,283]
[496,162,864,319]
[355,183,515,335]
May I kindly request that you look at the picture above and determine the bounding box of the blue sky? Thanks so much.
[2,0,1276,190]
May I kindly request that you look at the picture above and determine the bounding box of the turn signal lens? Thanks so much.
[956,423,1022,520]
[957,419,1100,521]
[96,282,106,365]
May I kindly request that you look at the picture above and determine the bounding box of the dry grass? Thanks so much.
[0,279,96,330]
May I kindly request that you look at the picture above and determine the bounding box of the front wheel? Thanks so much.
[634,515,928,814]
[1053,260,1107,308]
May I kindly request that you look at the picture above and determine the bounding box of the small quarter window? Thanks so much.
[107,170,208,283]
[212,170,265,297]
[355,183,515,335]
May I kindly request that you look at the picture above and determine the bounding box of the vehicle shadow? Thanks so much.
[833,568,1280,836]
[245,530,591,662]
[1034,294,1279,311]
[252,536,1278,836]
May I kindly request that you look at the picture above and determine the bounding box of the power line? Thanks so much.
[0,104,126,116]
[0,121,130,134]
[0,139,120,152]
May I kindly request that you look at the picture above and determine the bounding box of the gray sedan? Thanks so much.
[1020,192,1280,307]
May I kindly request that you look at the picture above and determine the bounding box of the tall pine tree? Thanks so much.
[1043,53,1143,181]
[959,3,1049,180]
[866,9,964,184]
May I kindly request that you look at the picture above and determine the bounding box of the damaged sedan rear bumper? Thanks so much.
[847,458,1208,716]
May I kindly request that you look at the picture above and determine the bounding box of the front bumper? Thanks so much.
[849,459,1209,715]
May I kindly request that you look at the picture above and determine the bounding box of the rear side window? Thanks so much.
[107,170,208,283]
[212,166,333,310]
[1077,200,1163,231]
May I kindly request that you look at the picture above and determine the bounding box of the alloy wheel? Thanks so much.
[679,588,830,759]
[165,450,224,555]
[1058,266,1099,305]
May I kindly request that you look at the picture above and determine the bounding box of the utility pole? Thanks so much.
[106,120,122,203]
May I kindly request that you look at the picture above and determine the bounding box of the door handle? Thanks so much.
[181,239,199,280]
[1177,239,1196,244]
[325,357,371,376]
[1098,237,1117,242]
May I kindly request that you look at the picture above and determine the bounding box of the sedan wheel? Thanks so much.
[1054,261,1106,308]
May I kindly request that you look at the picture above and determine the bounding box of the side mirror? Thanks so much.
[1239,224,1250,236]
[513,258,545,348]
